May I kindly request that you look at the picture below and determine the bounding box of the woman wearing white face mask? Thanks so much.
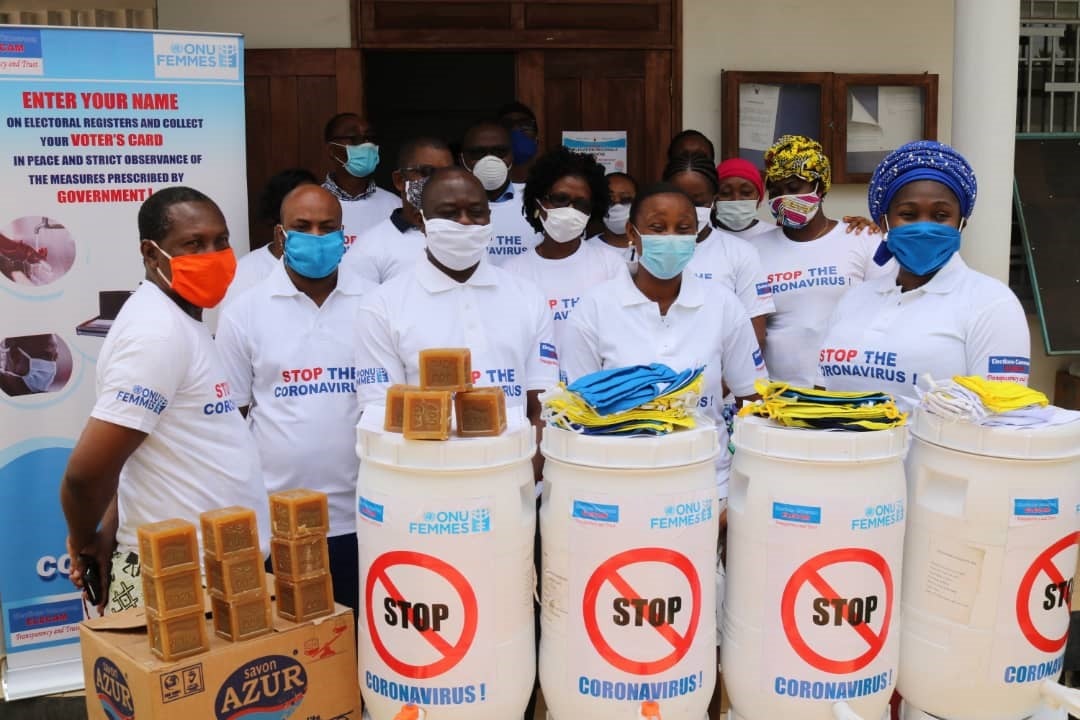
[754,135,894,387]
[504,148,624,373]
[591,172,638,263]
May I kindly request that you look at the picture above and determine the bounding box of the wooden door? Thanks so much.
[243,49,363,250]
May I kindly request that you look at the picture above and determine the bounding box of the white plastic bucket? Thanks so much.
[724,415,907,720]
[356,406,537,720]
[898,408,1080,720]
[539,423,720,720]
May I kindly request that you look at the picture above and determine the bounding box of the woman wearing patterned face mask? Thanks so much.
[754,135,894,387]
[816,140,1030,411]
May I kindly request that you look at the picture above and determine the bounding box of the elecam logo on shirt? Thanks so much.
[204,381,239,415]
[273,366,357,398]
[539,342,558,367]
[767,265,846,294]
[752,348,765,370]
[755,281,772,297]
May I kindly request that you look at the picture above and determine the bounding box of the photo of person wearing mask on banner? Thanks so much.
[817,140,1031,410]
[60,187,270,614]
[0,333,71,397]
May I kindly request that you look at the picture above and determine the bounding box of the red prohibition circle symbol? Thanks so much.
[365,550,478,679]
[582,547,702,676]
[1015,531,1080,654]
[780,547,894,675]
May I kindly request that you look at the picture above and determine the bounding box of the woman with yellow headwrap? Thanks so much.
[753,135,894,386]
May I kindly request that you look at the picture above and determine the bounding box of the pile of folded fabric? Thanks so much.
[917,375,1080,427]
[541,363,705,436]
[738,379,907,431]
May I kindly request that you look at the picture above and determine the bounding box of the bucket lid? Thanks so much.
[540,421,719,469]
[910,406,1080,460]
[356,404,535,471]
[732,414,908,462]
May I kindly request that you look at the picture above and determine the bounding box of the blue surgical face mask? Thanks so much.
[634,227,697,280]
[334,142,379,178]
[281,227,346,279]
[510,129,538,165]
[884,219,962,276]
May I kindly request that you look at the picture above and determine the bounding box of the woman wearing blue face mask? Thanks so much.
[560,183,766,503]
[816,140,1031,411]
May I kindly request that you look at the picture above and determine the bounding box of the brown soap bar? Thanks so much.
[455,386,508,437]
[137,519,198,574]
[142,568,205,617]
[271,536,330,581]
[384,384,420,433]
[418,348,472,391]
[205,550,264,599]
[200,506,259,560]
[211,591,272,642]
[402,389,452,440]
[146,608,208,661]
[269,489,330,538]
[275,574,334,623]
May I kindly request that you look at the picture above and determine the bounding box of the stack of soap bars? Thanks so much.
[269,489,334,622]
[201,506,272,642]
[384,348,507,440]
[137,518,209,661]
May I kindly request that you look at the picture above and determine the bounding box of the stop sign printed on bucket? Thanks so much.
[764,495,904,702]
[570,490,717,705]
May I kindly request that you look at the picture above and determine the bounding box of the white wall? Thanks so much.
[682,0,954,221]
[156,0,351,48]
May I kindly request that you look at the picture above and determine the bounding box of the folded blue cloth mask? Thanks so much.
[567,363,699,416]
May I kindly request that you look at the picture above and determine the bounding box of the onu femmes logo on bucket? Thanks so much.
[94,657,135,720]
[215,654,307,720]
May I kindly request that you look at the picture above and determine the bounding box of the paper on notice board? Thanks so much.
[847,86,924,154]
[739,83,780,152]
[562,131,627,174]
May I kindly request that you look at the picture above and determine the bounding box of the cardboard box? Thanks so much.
[80,598,359,720]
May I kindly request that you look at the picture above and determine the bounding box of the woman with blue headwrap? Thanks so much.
[815,140,1030,410]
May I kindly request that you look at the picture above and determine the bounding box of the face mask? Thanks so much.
[405,176,429,209]
[695,206,713,233]
[713,199,759,231]
[335,142,379,178]
[884,220,962,276]
[538,203,589,244]
[603,202,631,235]
[510,129,538,165]
[282,228,346,279]
[769,192,821,229]
[23,357,56,393]
[151,241,237,309]
[423,215,493,271]
[469,155,509,192]
[634,228,697,280]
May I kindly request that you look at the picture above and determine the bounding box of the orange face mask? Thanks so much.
[151,242,237,309]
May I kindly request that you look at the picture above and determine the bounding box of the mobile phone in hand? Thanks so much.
[79,554,102,606]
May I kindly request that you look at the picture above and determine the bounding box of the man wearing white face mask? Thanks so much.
[0,335,59,396]
[354,167,557,434]
[459,120,541,266]
[321,113,398,245]
[505,149,624,379]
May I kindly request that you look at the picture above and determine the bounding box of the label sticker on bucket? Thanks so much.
[1010,497,1059,526]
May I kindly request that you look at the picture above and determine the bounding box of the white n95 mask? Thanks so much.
[469,155,509,192]
[538,203,589,244]
[604,202,631,235]
[423,216,492,271]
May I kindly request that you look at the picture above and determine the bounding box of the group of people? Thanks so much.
[60,103,1030,628]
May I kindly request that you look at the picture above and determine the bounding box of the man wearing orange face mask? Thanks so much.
[60,187,271,615]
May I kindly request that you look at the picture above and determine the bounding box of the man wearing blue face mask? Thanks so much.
[498,101,540,188]
[322,112,399,246]
[216,184,375,615]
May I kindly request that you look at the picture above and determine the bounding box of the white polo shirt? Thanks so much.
[588,235,635,265]
[321,178,399,249]
[354,256,557,415]
[339,209,424,285]
[222,244,278,307]
[91,281,271,558]
[503,241,625,373]
[486,186,542,266]
[816,253,1031,411]
[728,218,776,240]
[754,222,893,387]
[560,270,767,496]
[687,228,776,319]
[215,264,374,537]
